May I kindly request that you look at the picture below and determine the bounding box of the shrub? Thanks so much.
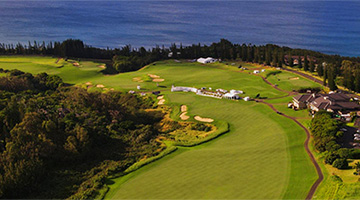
[265,70,282,78]
[325,152,339,164]
[332,158,349,169]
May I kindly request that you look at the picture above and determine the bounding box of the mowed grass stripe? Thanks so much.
[106,93,314,199]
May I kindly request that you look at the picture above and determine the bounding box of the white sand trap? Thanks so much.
[73,62,80,66]
[181,105,187,112]
[153,78,165,82]
[148,74,160,79]
[157,95,164,100]
[194,116,214,123]
[98,65,106,69]
[110,88,115,91]
[180,112,190,120]
[158,99,165,105]
[289,77,299,80]
[85,82,92,85]
[96,84,105,88]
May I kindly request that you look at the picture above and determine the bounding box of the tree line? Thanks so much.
[1,39,360,92]
[0,70,166,199]
[310,111,360,169]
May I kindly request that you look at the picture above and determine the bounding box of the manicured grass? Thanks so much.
[0,56,318,199]
[266,70,321,91]
[105,94,316,199]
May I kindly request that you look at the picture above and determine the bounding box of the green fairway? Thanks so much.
[0,56,318,199]
[266,70,321,91]
[105,93,317,199]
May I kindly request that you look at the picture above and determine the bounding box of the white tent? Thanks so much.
[230,89,244,94]
[243,96,251,101]
[197,57,217,64]
[223,93,240,100]
[253,70,260,74]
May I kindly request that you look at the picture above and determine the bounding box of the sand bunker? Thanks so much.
[180,112,190,120]
[158,99,165,105]
[181,105,187,112]
[194,116,214,123]
[148,74,160,79]
[157,96,164,100]
[132,77,143,82]
[85,82,92,85]
[110,88,114,91]
[153,78,165,82]
[96,84,105,88]
[289,77,299,80]
[98,65,106,69]
[73,62,80,66]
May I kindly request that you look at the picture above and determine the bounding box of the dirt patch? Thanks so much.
[181,105,187,112]
[98,65,106,69]
[132,77,144,82]
[289,77,299,80]
[96,84,105,88]
[180,112,190,120]
[148,74,160,79]
[158,99,165,105]
[157,95,164,100]
[194,116,214,123]
[153,78,165,82]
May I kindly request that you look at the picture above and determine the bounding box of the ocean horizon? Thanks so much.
[0,1,359,57]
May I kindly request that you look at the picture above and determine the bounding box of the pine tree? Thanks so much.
[304,54,309,71]
[288,52,293,67]
[327,64,337,91]
[317,62,324,76]
[341,60,354,91]
[323,64,327,86]
[309,59,315,72]
[298,56,302,69]
[355,64,360,93]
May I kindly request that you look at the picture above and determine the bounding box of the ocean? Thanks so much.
[0,1,359,57]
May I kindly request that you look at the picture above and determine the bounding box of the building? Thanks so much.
[293,93,322,109]
[230,90,244,94]
[253,70,260,74]
[197,57,217,64]
[171,85,198,93]
[243,96,251,101]
[293,92,360,121]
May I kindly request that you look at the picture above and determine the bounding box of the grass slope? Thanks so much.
[106,93,316,199]
[0,56,318,199]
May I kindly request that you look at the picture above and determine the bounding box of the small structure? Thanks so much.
[171,85,198,93]
[230,90,244,94]
[216,88,228,93]
[253,70,260,74]
[243,96,251,101]
[128,90,135,94]
[223,93,240,100]
[261,69,266,72]
[197,57,217,64]
[137,85,141,90]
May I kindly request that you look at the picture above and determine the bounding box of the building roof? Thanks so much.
[293,93,322,103]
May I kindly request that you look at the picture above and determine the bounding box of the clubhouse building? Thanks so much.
[292,93,360,121]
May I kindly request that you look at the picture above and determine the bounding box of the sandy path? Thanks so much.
[194,116,214,123]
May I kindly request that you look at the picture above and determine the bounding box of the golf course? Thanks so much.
[0,56,324,199]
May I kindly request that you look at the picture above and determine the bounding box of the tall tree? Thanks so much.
[341,60,354,91]
[327,64,338,91]
[298,56,302,69]
[304,54,309,71]
[309,59,315,72]
[354,64,360,93]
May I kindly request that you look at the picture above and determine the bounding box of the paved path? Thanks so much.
[257,100,323,200]
[253,70,323,200]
